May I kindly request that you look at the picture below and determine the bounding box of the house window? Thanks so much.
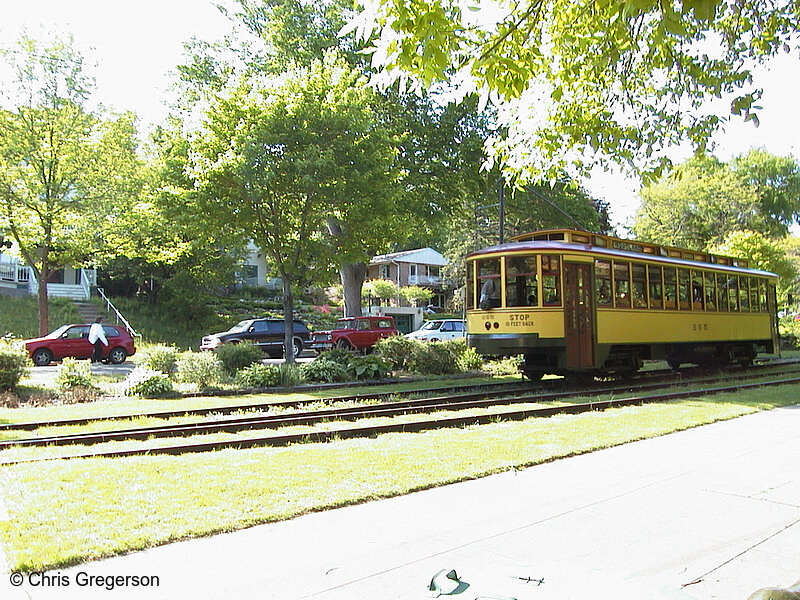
[409,264,418,281]
[426,265,440,278]
[379,264,390,279]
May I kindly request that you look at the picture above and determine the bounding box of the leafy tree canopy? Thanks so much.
[345,0,800,183]
[632,150,800,249]
[0,33,144,333]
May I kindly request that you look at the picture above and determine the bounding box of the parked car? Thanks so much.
[405,319,465,342]
[200,318,310,358]
[309,316,398,352]
[23,324,137,366]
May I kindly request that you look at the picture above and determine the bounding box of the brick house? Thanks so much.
[367,248,450,309]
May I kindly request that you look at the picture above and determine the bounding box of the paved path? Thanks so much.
[2,405,799,600]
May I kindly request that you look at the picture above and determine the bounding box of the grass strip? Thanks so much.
[0,385,797,572]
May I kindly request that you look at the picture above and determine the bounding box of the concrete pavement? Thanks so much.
[2,404,799,600]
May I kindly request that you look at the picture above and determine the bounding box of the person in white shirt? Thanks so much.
[88,317,108,363]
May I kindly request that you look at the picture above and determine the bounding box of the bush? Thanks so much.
[216,342,263,376]
[484,355,523,376]
[54,358,93,391]
[301,357,349,383]
[409,340,462,375]
[275,363,305,388]
[175,351,224,388]
[139,345,180,374]
[124,367,174,397]
[346,354,391,380]
[235,363,279,388]
[374,336,421,372]
[457,344,485,372]
[0,340,30,392]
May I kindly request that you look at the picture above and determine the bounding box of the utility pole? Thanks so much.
[498,178,505,244]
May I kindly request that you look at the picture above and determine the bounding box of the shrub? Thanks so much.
[409,341,461,375]
[0,341,30,392]
[54,358,93,391]
[301,357,349,383]
[275,363,305,388]
[374,336,421,371]
[346,354,391,380]
[216,342,263,376]
[124,367,174,397]
[457,344,485,372]
[315,348,355,367]
[175,351,224,388]
[140,345,180,374]
[483,355,523,376]
[235,363,279,388]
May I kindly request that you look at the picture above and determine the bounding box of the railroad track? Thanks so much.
[2,362,799,464]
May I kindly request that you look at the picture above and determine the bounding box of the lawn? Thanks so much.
[0,382,797,572]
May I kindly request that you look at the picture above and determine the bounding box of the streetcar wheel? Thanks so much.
[668,360,682,371]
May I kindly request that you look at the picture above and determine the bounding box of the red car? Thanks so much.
[309,316,398,352]
[23,324,137,366]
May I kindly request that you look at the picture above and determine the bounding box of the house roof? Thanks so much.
[370,248,448,266]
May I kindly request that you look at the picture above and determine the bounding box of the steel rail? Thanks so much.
[3,375,799,465]
[5,366,800,449]
[4,364,800,449]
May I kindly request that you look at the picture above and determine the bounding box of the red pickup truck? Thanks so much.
[309,316,398,352]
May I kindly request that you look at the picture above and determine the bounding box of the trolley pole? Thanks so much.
[498,178,505,244]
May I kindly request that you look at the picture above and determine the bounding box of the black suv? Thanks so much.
[200,318,310,358]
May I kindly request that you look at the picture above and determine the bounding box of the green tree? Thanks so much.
[0,34,144,334]
[399,284,433,307]
[364,279,399,305]
[633,152,800,249]
[345,0,799,181]
[190,55,399,360]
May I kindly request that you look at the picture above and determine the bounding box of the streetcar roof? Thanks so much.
[467,240,779,279]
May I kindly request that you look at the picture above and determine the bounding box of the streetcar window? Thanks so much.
[727,277,739,311]
[542,255,561,306]
[749,278,759,312]
[740,278,750,311]
[664,268,677,309]
[477,258,501,309]
[466,261,475,310]
[759,279,768,312]
[704,272,717,311]
[595,260,612,306]
[691,271,704,311]
[648,265,663,309]
[614,262,630,308]
[632,263,647,308]
[505,255,538,307]
[718,276,729,311]
[678,269,690,310]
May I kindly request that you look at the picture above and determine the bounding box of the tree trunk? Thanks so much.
[340,262,367,317]
[282,275,296,364]
[37,267,50,336]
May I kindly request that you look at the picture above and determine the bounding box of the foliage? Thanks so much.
[138,345,180,374]
[301,357,349,383]
[633,152,800,249]
[54,358,93,391]
[215,342,264,376]
[190,52,400,355]
[345,354,391,380]
[346,0,799,182]
[0,340,30,392]
[408,340,462,375]
[0,33,145,334]
[123,367,174,398]
[274,363,306,388]
[373,335,421,371]
[399,285,433,307]
[235,363,280,388]
[175,351,224,389]
[483,356,524,377]
[364,279,399,303]
[457,345,485,372]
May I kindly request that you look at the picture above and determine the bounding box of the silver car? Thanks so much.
[405,319,465,342]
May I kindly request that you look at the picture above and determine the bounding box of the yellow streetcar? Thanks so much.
[465,229,780,379]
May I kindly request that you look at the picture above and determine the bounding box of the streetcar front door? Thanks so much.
[564,262,594,369]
